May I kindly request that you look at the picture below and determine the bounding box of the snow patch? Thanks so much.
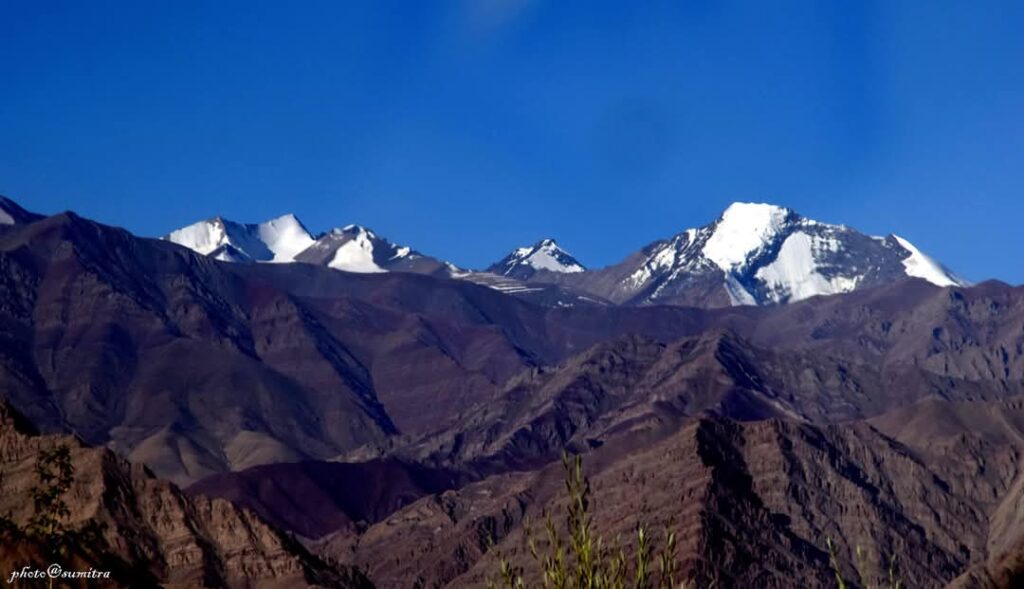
[702,203,790,271]
[627,245,674,287]
[327,229,386,273]
[724,275,757,306]
[213,248,245,262]
[892,235,962,287]
[256,214,315,262]
[166,219,234,256]
[627,230,702,288]
[755,232,860,302]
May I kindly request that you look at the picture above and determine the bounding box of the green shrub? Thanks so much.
[827,537,902,589]
[488,453,684,589]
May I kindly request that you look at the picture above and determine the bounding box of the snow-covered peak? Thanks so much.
[326,227,386,273]
[514,239,585,273]
[0,204,15,225]
[256,214,316,263]
[487,238,585,280]
[618,202,966,307]
[0,196,40,226]
[164,214,315,263]
[330,224,377,238]
[165,208,448,275]
[702,202,793,271]
[892,235,965,287]
[165,217,238,257]
[294,223,423,273]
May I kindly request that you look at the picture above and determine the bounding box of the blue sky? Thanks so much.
[1,1,1022,283]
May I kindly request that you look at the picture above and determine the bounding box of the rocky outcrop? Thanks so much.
[0,402,369,588]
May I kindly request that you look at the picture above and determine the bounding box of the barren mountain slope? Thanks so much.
[872,398,1024,589]
[0,402,369,588]
[191,283,1024,565]
[319,412,1011,588]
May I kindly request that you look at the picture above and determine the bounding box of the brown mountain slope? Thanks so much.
[188,459,469,540]
[191,295,1024,555]
[0,401,369,588]
[406,316,1024,475]
[872,398,1024,589]
[319,412,1014,588]
[949,542,1024,589]
[405,331,802,472]
[0,209,712,484]
[0,211,400,485]
[195,325,999,547]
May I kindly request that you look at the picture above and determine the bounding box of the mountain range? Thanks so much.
[163,200,965,308]
[0,194,1020,588]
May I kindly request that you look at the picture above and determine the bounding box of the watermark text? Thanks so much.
[7,564,111,584]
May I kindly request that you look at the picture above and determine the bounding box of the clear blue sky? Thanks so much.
[2,1,1022,283]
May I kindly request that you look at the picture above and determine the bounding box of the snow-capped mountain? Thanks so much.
[165,215,454,276]
[535,202,966,307]
[486,238,585,280]
[0,196,42,226]
[293,224,451,275]
[164,214,315,263]
[164,202,965,308]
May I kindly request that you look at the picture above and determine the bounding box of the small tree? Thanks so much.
[26,443,74,553]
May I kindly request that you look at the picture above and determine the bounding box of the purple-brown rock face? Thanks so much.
[0,403,369,588]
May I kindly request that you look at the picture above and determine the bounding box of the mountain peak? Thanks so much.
[332,223,376,237]
[319,225,387,273]
[704,202,795,272]
[294,223,430,274]
[720,201,791,217]
[165,213,449,276]
[263,212,303,226]
[891,234,966,287]
[488,238,585,280]
[0,195,43,225]
[164,213,314,263]
[255,214,315,263]
[617,202,964,307]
